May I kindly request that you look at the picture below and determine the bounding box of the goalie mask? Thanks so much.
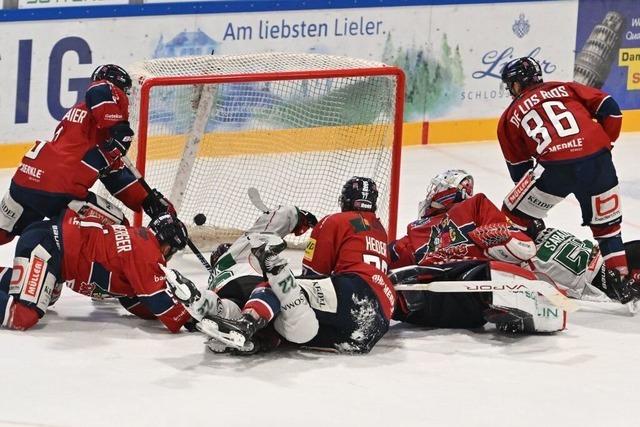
[501,57,543,97]
[418,169,474,218]
[91,64,132,95]
[149,214,188,260]
[340,177,378,213]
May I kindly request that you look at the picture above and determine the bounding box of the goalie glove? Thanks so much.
[469,223,511,249]
[292,208,318,236]
[142,189,176,218]
[469,223,536,263]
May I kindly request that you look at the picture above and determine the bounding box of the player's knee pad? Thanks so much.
[68,193,126,225]
[9,244,58,317]
[503,167,562,220]
[0,191,24,239]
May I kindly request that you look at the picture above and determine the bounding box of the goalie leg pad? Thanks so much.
[492,291,566,333]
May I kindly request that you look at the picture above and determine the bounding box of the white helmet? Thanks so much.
[418,169,474,218]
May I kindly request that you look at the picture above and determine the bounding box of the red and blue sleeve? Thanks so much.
[85,82,129,131]
[497,111,533,182]
[568,82,622,142]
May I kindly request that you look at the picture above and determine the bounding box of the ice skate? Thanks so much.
[247,233,288,275]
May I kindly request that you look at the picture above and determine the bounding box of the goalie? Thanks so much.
[164,177,396,354]
[388,169,562,333]
[0,64,174,248]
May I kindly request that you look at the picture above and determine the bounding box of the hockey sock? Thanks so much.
[243,282,280,322]
[592,225,628,275]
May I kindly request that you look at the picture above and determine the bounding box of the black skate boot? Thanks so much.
[247,233,288,276]
[483,305,535,334]
[592,267,640,304]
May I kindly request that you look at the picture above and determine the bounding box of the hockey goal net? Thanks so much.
[124,52,404,249]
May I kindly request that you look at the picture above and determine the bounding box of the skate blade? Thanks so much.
[197,319,247,348]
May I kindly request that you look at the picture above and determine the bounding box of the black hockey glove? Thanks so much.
[142,189,176,218]
[293,208,318,236]
[102,121,133,164]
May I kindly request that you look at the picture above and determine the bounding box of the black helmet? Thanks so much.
[339,177,378,213]
[149,214,188,260]
[501,57,543,97]
[91,64,132,94]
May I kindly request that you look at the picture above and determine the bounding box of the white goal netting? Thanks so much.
[116,52,403,249]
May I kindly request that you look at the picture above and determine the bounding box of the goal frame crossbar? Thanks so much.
[133,66,405,240]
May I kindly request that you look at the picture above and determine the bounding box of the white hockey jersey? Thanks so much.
[525,228,608,301]
[208,205,301,291]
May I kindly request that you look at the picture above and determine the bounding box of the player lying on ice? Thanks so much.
[389,169,558,333]
[522,225,640,308]
[0,208,194,332]
[388,169,640,334]
[162,177,396,354]
[0,64,174,248]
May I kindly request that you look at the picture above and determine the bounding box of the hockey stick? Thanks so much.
[120,156,214,275]
[247,187,271,213]
[394,280,579,313]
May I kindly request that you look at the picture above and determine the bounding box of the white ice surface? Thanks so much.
[1,135,640,427]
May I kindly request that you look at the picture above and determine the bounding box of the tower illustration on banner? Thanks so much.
[574,11,625,89]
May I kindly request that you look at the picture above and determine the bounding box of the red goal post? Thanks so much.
[128,53,405,248]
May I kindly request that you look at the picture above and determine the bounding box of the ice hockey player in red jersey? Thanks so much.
[0,64,173,247]
[167,177,395,354]
[0,211,193,332]
[387,170,566,334]
[497,57,628,280]
[389,169,536,269]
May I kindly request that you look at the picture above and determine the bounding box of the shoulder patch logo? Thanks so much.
[349,217,371,233]
[304,238,316,261]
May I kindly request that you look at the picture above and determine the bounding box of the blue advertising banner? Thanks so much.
[575,0,640,109]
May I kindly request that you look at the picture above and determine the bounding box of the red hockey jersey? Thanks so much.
[12,81,146,209]
[389,194,532,269]
[497,81,621,169]
[58,210,190,332]
[302,211,396,319]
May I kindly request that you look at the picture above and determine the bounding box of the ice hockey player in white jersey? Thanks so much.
[525,225,640,305]
[162,204,319,354]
